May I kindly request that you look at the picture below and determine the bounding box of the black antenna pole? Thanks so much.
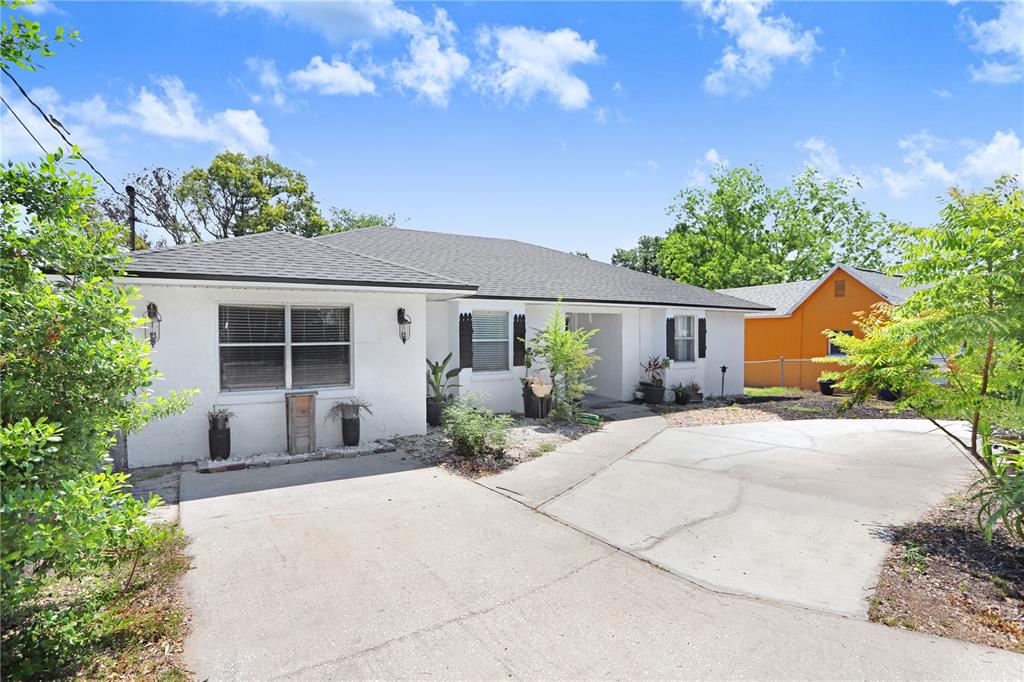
[126,185,137,251]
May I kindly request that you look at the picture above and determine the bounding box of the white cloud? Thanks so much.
[701,0,818,96]
[392,9,469,107]
[932,88,953,99]
[130,77,272,154]
[593,106,608,124]
[879,129,1021,198]
[796,136,842,177]
[960,130,1024,180]
[235,0,421,42]
[961,1,1024,84]
[245,57,288,108]
[0,86,110,159]
[1,77,271,160]
[288,56,376,96]
[18,0,58,15]
[687,147,730,185]
[612,81,625,97]
[475,26,602,110]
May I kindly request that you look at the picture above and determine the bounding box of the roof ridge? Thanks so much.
[719,278,817,292]
[129,230,298,256]
[318,225,522,246]
[314,236,473,287]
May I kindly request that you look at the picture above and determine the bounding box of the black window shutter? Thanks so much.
[459,313,473,368]
[512,314,526,366]
[666,317,676,360]
[698,317,707,359]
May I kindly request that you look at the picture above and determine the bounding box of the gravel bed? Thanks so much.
[660,392,918,428]
[869,491,1023,653]
[389,417,595,477]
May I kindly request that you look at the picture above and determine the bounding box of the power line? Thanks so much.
[1,94,48,155]
[2,65,125,200]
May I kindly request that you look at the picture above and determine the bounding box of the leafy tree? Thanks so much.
[175,152,328,239]
[327,207,396,232]
[617,165,897,289]
[612,235,663,276]
[570,250,590,259]
[101,159,396,245]
[1,151,192,625]
[820,176,1024,540]
[529,301,599,420]
[1,0,77,71]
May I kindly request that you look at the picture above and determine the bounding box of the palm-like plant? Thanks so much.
[426,352,461,402]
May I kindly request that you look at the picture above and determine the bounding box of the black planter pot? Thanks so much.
[877,388,900,402]
[426,398,444,427]
[641,384,665,405]
[674,391,690,406]
[342,416,360,446]
[522,385,552,418]
[818,379,837,396]
[208,427,230,461]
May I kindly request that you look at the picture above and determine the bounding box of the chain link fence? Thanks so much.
[744,357,844,391]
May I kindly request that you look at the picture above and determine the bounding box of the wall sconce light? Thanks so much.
[146,302,162,347]
[397,307,412,344]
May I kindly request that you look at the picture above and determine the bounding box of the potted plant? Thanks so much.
[683,381,703,403]
[207,407,234,461]
[426,353,460,426]
[327,399,373,446]
[818,378,837,396]
[520,347,554,418]
[877,387,901,402]
[670,382,690,405]
[640,356,671,404]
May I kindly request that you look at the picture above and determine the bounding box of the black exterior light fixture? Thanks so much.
[145,302,162,347]
[397,307,412,344]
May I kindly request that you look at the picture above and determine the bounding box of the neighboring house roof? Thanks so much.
[317,227,770,310]
[718,264,914,318]
[121,231,474,291]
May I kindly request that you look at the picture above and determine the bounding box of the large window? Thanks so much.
[472,311,510,372]
[674,315,695,362]
[219,305,351,391]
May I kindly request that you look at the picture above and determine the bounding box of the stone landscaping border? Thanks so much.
[197,441,398,474]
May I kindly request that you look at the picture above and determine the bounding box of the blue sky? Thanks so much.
[2,1,1022,260]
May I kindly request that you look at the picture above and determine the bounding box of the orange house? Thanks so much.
[718,265,913,390]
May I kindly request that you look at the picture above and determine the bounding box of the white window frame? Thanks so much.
[674,314,696,363]
[471,310,511,373]
[218,304,353,392]
[827,329,853,357]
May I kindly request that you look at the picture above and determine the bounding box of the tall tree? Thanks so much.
[616,165,897,289]
[326,207,396,232]
[611,235,664,276]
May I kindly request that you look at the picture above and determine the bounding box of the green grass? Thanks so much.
[784,404,825,414]
[744,386,803,397]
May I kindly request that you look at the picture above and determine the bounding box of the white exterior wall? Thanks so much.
[127,284,427,467]
[455,299,527,413]
[702,310,746,397]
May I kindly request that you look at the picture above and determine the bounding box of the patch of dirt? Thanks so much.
[390,417,595,478]
[869,492,1024,653]
[660,391,918,428]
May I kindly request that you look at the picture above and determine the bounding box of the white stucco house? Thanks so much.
[120,228,768,467]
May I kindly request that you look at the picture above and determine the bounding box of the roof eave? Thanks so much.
[118,270,479,293]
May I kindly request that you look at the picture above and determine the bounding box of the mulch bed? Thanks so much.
[660,391,918,428]
[869,492,1024,653]
[390,417,595,478]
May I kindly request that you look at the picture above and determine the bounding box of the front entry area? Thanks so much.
[567,312,623,402]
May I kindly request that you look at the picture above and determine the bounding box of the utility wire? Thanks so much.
[1,94,48,155]
[2,65,125,200]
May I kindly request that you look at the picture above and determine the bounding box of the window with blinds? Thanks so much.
[218,305,351,391]
[674,315,696,362]
[471,311,510,372]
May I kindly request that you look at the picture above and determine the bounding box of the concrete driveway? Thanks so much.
[178,418,1020,680]
[518,418,973,616]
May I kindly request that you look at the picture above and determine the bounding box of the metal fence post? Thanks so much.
[779,357,785,386]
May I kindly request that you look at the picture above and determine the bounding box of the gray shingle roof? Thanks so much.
[121,231,474,290]
[718,264,914,317]
[317,228,770,310]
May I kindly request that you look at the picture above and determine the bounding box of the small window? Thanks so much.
[472,311,510,372]
[834,280,846,297]
[219,305,351,391]
[674,315,696,362]
[828,329,853,356]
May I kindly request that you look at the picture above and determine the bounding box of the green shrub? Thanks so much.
[528,301,599,420]
[442,398,514,458]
